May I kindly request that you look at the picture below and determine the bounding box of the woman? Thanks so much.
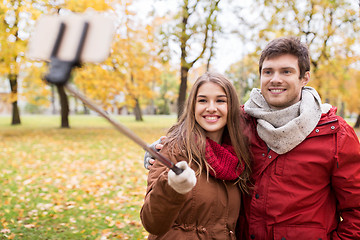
[140,72,252,239]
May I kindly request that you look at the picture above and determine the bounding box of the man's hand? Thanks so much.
[143,136,166,169]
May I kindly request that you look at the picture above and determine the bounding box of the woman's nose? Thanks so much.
[206,102,217,112]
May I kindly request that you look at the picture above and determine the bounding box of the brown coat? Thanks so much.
[140,145,241,239]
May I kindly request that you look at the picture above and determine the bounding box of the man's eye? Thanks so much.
[263,70,272,75]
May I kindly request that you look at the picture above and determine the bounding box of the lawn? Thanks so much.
[1,114,359,240]
[0,114,177,240]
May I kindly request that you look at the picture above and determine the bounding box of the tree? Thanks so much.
[22,63,51,113]
[226,53,259,104]
[73,1,163,121]
[159,0,222,118]
[234,0,360,120]
[104,0,162,121]
[0,0,40,125]
[345,68,360,128]
[156,65,178,115]
[0,0,115,126]
[30,0,114,127]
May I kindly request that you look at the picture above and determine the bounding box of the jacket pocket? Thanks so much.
[273,225,327,240]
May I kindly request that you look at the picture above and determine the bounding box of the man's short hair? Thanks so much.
[259,36,310,79]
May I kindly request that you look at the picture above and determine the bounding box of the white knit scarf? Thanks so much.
[244,87,331,154]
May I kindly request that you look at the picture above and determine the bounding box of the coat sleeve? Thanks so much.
[331,120,360,240]
[140,147,188,236]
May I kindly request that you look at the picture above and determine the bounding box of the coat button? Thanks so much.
[331,126,335,130]
[268,155,272,159]
[255,193,260,199]
[250,234,255,239]
[315,129,320,133]
[262,153,265,157]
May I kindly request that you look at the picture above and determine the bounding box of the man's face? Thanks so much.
[260,54,309,110]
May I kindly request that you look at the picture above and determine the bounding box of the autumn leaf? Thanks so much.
[0,115,175,239]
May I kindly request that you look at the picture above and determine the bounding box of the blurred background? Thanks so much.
[1,0,359,128]
[0,0,359,239]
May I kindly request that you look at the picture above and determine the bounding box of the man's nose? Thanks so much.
[270,72,282,83]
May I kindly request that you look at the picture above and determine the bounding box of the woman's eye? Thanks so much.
[198,99,206,103]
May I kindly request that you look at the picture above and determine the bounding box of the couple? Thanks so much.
[140,36,360,239]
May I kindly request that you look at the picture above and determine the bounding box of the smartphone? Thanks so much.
[27,13,115,63]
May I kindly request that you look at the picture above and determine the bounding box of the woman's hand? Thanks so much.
[168,161,197,194]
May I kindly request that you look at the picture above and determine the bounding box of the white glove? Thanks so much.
[168,161,197,194]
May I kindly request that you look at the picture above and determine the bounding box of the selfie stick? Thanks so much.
[44,21,183,175]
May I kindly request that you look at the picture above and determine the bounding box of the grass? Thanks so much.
[0,114,177,240]
[1,114,358,240]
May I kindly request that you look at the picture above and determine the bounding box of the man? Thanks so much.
[239,36,360,239]
[144,36,360,239]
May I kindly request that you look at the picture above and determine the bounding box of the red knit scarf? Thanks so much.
[205,137,244,181]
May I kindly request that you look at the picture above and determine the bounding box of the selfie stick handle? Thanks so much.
[44,21,183,175]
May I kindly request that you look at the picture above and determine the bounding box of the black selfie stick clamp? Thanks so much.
[45,21,89,86]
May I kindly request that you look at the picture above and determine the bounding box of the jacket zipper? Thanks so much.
[317,119,338,127]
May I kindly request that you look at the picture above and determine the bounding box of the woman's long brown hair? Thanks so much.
[165,72,252,193]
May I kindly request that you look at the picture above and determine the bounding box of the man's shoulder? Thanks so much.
[241,105,255,121]
[319,106,358,140]
[320,106,350,127]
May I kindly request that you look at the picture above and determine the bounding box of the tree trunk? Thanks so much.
[9,74,21,125]
[81,88,90,114]
[354,114,360,128]
[339,101,345,118]
[74,96,78,114]
[51,85,56,114]
[83,102,90,114]
[134,98,143,121]
[56,85,70,128]
[177,66,189,118]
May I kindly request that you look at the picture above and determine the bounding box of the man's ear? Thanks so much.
[301,71,310,86]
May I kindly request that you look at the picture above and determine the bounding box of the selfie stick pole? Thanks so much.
[44,21,183,175]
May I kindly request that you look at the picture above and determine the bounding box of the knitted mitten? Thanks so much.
[168,161,197,194]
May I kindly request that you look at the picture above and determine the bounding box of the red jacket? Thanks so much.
[241,107,360,240]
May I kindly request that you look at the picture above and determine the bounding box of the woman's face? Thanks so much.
[195,82,228,144]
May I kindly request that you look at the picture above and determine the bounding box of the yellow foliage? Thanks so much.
[247,0,360,114]
[344,69,360,113]
[21,63,51,107]
[64,0,113,12]
[99,1,162,112]
[310,53,359,113]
